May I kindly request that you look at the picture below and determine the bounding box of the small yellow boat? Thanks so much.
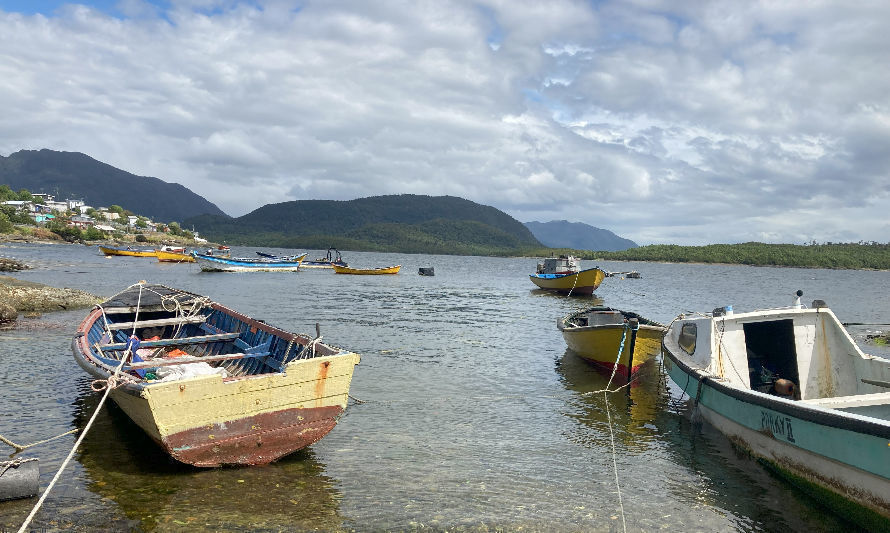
[99,245,157,258]
[558,307,666,380]
[333,264,401,275]
[155,250,195,263]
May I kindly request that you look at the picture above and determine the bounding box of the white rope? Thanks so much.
[17,283,144,533]
[567,268,580,297]
[0,429,79,453]
[603,392,627,533]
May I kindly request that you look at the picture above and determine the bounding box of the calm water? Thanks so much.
[2,243,890,532]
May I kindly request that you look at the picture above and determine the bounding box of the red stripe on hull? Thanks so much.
[162,405,344,467]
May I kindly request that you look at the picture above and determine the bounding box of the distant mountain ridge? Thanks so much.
[185,194,543,254]
[524,220,638,251]
[0,149,227,222]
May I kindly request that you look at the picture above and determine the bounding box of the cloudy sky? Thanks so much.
[1,1,888,245]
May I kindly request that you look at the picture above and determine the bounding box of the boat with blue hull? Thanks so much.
[193,252,307,272]
[662,292,890,529]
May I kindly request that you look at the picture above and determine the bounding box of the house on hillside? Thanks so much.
[94,224,116,234]
[1,200,34,212]
[68,215,94,229]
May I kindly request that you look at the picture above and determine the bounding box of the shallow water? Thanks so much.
[2,243,889,531]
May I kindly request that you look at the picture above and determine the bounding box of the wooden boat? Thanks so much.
[158,245,186,254]
[662,291,890,529]
[301,248,348,269]
[156,250,195,263]
[558,307,666,380]
[193,252,307,272]
[72,282,361,467]
[255,251,308,261]
[332,264,401,275]
[98,245,157,258]
[529,256,605,295]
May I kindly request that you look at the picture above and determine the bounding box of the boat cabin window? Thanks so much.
[678,323,696,355]
[743,319,800,396]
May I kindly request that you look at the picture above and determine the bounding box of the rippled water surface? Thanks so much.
[2,243,890,531]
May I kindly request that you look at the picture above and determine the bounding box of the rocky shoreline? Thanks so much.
[0,275,103,323]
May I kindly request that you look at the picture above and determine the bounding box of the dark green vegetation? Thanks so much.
[0,149,227,222]
[185,194,543,255]
[564,242,890,270]
[524,220,638,251]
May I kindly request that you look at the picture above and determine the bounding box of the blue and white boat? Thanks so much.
[193,252,307,272]
[662,291,890,529]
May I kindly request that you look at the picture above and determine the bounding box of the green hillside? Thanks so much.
[0,149,227,222]
[185,194,542,254]
[560,242,890,270]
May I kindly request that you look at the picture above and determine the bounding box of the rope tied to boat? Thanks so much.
[0,431,79,454]
[17,283,144,533]
[89,375,125,392]
[0,457,38,478]
[580,322,633,396]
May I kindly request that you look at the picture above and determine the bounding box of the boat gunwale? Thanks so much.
[529,266,604,280]
[558,306,667,332]
[72,295,345,389]
[192,252,306,267]
[662,326,890,441]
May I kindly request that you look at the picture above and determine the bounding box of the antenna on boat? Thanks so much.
[793,289,803,309]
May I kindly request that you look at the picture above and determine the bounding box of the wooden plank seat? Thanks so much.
[127,350,273,369]
[105,315,210,331]
[100,332,241,351]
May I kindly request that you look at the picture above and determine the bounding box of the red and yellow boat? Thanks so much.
[558,307,666,380]
[529,256,605,295]
[333,264,401,275]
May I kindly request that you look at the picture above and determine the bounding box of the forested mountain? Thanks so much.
[0,149,227,222]
[185,195,543,254]
[524,220,638,251]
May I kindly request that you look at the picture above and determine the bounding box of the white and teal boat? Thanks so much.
[662,292,890,529]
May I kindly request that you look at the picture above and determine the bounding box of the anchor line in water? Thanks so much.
[17,282,144,533]
[0,429,80,454]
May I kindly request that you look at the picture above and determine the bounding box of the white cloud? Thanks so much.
[1,0,889,245]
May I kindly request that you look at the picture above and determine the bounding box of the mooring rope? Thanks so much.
[0,457,38,478]
[566,268,580,297]
[0,430,79,454]
[17,283,144,533]
[603,392,628,533]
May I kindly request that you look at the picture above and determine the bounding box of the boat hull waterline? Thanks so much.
[662,302,890,528]
[529,267,606,295]
[193,253,307,272]
[332,265,401,275]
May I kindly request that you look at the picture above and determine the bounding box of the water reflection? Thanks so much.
[652,380,860,532]
[529,289,606,302]
[72,388,345,531]
[556,348,666,454]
